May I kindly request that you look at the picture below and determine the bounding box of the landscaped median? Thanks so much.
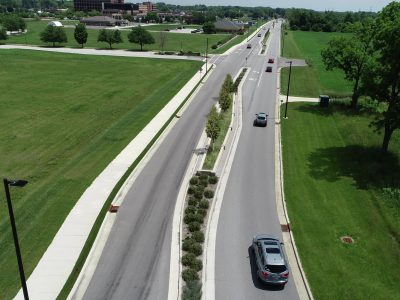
[179,67,248,299]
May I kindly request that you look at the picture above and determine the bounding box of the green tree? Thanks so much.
[219,89,231,112]
[74,23,88,48]
[97,29,123,49]
[206,106,220,145]
[222,74,233,93]
[362,2,400,152]
[128,26,155,51]
[202,21,216,34]
[321,19,376,108]
[2,15,26,32]
[40,25,67,47]
[0,27,7,41]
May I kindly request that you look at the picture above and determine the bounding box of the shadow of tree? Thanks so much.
[308,145,400,189]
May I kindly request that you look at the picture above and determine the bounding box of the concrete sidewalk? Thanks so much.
[279,94,319,103]
[0,44,204,61]
[14,63,207,300]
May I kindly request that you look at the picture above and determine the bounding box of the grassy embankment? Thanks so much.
[4,20,226,52]
[0,49,202,299]
[280,30,353,97]
[280,31,400,299]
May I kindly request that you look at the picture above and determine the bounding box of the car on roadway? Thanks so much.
[253,112,268,127]
[257,33,261,37]
[265,66,273,72]
[268,58,274,63]
[252,234,289,286]
[247,43,252,49]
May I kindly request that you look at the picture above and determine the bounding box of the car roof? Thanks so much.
[262,240,285,265]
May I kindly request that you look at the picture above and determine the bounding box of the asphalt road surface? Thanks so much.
[214,23,300,299]
[82,25,267,300]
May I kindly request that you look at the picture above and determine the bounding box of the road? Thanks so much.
[82,26,266,299]
[214,22,300,299]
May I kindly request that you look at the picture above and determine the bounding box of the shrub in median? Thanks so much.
[188,186,195,195]
[199,174,208,181]
[194,190,204,199]
[190,177,199,185]
[192,231,205,243]
[197,208,207,218]
[182,268,199,282]
[204,189,214,199]
[199,199,209,209]
[182,280,202,300]
[184,213,197,224]
[188,197,198,206]
[190,242,203,256]
[199,179,209,187]
[194,213,205,224]
[185,205,197,215]
[191,258,203,272]
[208,176,218,184]
[182,252,197,267]
[182,237,196,252]
[188,221,201,232]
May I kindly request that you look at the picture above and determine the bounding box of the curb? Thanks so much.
[275,23,314,300]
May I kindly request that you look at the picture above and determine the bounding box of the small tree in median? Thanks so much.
[128,25,155,51]
[97,29,123,49]
[206,106,220,150]
[40,25,67,47]
[74,23,88,48]
[219,89,231,112]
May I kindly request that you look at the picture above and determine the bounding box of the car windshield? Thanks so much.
[265,247,280,253]
[266,264,287,273]
[258,116,266,120]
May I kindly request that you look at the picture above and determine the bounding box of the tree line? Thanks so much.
[35,23,155,49]
[321,1,400,151]
[287,9,375,32]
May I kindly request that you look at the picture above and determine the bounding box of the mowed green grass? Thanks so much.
[281,102,400,299]
[5,20,227,52]
[0,49,202,299]
[281,31,353,97]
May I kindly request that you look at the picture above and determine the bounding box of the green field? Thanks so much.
[4,20,227,53]
[281,102,400,299]
[281,31,353,97]
[0,49,202,299]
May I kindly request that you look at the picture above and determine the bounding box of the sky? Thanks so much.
[161,0,396,12]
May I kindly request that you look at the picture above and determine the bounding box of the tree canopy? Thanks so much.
[40,25,67,47]
[128,26,155,51]
[97,29,123,49]
[74,23,87,48]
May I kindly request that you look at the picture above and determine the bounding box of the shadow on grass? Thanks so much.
[308,145,400,189]
[293,100,380,118]
[247,246,285,291]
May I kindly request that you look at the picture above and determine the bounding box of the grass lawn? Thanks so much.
[280,31,353,97]
[0,49,202,299]
[281,102,400,299]
[5,20,227,53]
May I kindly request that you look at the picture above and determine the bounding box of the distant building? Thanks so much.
[138,1,156,14]
[80,15,126,26]
[214,18,244,32]
[102,2,139,16]
[74,0,123,12]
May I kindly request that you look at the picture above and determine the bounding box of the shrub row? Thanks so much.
[182,172,218,293]
[231,68,248,93]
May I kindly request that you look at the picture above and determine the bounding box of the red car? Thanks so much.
[268,58,275,63]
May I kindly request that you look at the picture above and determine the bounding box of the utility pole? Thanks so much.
[284,61,292,119]
[205,37,208,73]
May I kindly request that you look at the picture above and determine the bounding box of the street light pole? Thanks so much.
[3,178,29,300]
[205,37,208,73]
[284,61,292,119]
